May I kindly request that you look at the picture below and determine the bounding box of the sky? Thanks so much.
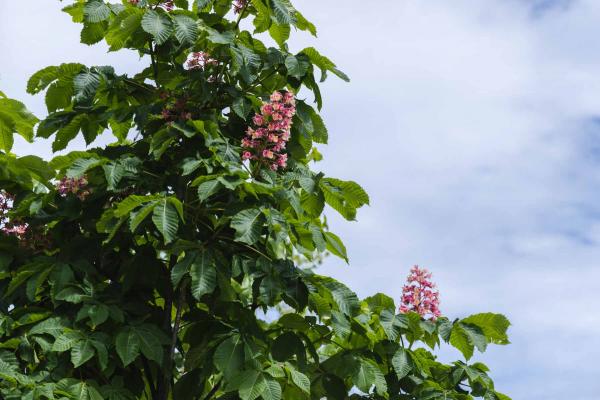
[1,0,599,398]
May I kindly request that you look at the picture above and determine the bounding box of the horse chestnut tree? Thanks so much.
[0,1,511,399]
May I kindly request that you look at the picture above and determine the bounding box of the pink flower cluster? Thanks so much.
[233,0,248,13]
[242,91,295,171]
[159,0,174,11]
[185,52,219,71]
[128,0,140,5]
[57,176,90,200]
[399,265,441,320]
[0,191,28,239]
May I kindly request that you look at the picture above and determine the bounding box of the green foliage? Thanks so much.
[0,1,511,399]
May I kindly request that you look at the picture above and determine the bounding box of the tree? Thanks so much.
[0,1,512,399]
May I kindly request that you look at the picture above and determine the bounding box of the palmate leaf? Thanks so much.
[141,10,173,45]
[261,378,282,400]
[45,82,73,113]
[269,22,290,48]
[0,97,39,152]
[450,324,474,360]
[300,47,350,82]
[173,15,198,44]
[81,22,107,45]
[231,209,265,245]
[57,379,104,400]
[190,250,217,300]
[324,231,348,262]
[461,313,511,345]
[270,0,296,25]
[288,367,310,394]
[27,63,84,95]
[198,179,223,202]
[152,198,180,242]
[392,348,413,380]
[320,177,369,221]
[71,338,95,367]
[115,327,140,367]
[353,358,387,395]
[105,8,143,51]
[84,0,111,23]
[213,334,245,380]
[52,114,85,152]
[238,370,267,400]
[74,69,102,103]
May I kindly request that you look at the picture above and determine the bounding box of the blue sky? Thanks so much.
[2,1,600,399]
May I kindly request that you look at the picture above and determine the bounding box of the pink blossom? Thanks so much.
[233,0,247,14]
[260,104,273,116]
[270,91,283,102]
[0,191,29,239]
[241,91,296,171]
[398,265,441,320]
[159,0,174,11]
[185,51,218,70]
[252,114,265,126]
[262,149,274,159]
[56,176,90,200]
[242,151,252,160]
[129,0,140,4]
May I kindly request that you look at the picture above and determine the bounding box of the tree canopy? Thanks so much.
[0,1,511,399]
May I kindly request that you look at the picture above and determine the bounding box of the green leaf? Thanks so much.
[190,250,217,300]
[269,23,290,48]
[450,324,474,360]
[352,358,376,393]
[81,22,107,45]
[295,11,316,36]
[213,335,245,380]
[324,231,348,263]
[84,0,111,23]
[136,325,164,364]
[196,0,214,9]
[52,332,82,352]
[391,348,413,380]
[232,97,253,119]
[52,114,85,152]
[105,8,143,51]
[0,97,39,151]
[27,66,59,94]
[320,177,370,221]
[270,0,296,25]
[289,367,310,394]
[74,69,101,102]
[231,209,265,245]
[130,201,157,232]
[261,377,282,400]
[461,313,511,345]
[173,15,198,44]
[285,55,309,79]
[461,323,488,353]
[152,198,180,242]
[197,180,223,202]
[71,338,95,367]
[300,47,350,82]
[45,82,73,112]
[380,309,408,341]
[142,10,173,45]
[115,327,140,366]
[238,370,267,400]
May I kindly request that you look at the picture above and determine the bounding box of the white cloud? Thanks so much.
[2,1,600,398]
